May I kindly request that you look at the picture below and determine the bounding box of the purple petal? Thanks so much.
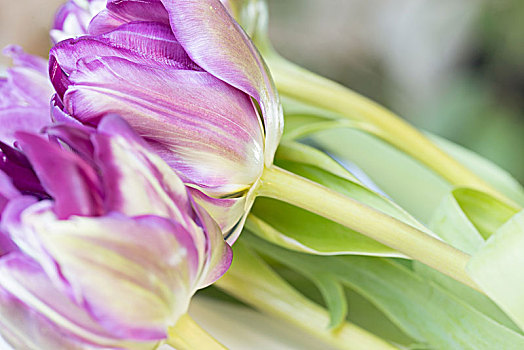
[33,213,199,341]
[0,107,50,146]
[1,198,69,296]
[51,0,106,44]
[163,0,283,165]
[45,122,96,163]
[0,171,19,212]
[0,253,140,348]
[0,232,17,257]
[52,22,201,75]
[89,0,170,35]
[60,55,263,196]
[2,46,47,74]
[15,132,104,218]
[1,46,53,108]
[190,201,232,287]
[0,141,46,197]
[189,187,247,233]
[92,115,195,223]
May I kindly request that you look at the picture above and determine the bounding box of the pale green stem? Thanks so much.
[166,314,226,350]
[266,54,519,208]
[215,241,399,350]
[258,166,481,292]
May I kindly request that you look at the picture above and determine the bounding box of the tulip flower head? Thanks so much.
[0,116,231,349]
[49,0,284,242]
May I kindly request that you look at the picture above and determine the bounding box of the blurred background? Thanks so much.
[266,0,524,183]
[1,0,523,183]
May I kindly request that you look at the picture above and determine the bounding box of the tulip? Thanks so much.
[0,46,53,145]
[49,0,283,242]
[50,0,106,43]
[0,115,231,349]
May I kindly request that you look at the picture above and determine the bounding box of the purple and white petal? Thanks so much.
[0,253,155,349]
[30,212,199,341]
[15,132,104,218]
[88,0,170,35]
[163,0,283,166]
[59,55,263,196]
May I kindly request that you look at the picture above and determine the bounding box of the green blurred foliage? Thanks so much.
[267,0,524,183]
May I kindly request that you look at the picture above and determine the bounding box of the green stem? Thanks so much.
[258,165,481,292]
[166,314,226,350]
[215,241,399,350]
[267,54,517,207]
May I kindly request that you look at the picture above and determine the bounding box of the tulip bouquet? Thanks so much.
[1,0,523,349]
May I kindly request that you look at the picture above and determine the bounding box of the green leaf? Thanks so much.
[276,141,360,183]
[247,235,524,349]
[414,189,522,333]
[294,268,347,330]
[453,188,519,239]
[275,159,430,234]
[248,202,401,256]
[428,191,484,254]
[311,128,451,224]
[251,151,438,256]
[429,134,524,207]
[467,210,524,331]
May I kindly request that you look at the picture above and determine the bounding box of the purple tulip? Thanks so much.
[50,0,106,44]
[0,46,53,145]
[49,0,284,242]
[0,115,231,349]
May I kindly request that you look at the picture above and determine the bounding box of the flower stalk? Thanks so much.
[166,314,227,350]
[257,166,481,292]
[215,241,399,350]
[264,54,520,209]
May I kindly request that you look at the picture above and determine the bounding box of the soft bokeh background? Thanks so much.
[1,0,523,183]
[266,0,524,183]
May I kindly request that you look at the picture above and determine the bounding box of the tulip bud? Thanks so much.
[0,116,231,349]
[50,0,106,43]
[49,0,284,242]
[0,46,53,145]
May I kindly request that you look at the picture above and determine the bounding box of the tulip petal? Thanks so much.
[1,46,53,108]
[60,55,263,196]
[30,212,199,341]
[189,187,247,234]
[92,115,194,225]
[0,107,50,145]
[0,253,153,349]
[52,22,201,75]
[0,171,19,210]
[162,0,283,165]
[15,133,104,218]
[0,141,46,197]
[2,46,47,75]
[89,0,169,35]
[190,201,232,287]
[51,0,106,44]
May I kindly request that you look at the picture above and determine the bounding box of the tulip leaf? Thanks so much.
[413,188,522,332]
[429,134,524,207]
[428,190,485,254]
[467,210,524,332]
[276,141,360,183]
[452,188,519,239]
[246,234,524,349]
[251,153,439,256]
[267,252,348,329]
[248,202,401,256]
[310,128,451,224]
[275,159,430,234]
